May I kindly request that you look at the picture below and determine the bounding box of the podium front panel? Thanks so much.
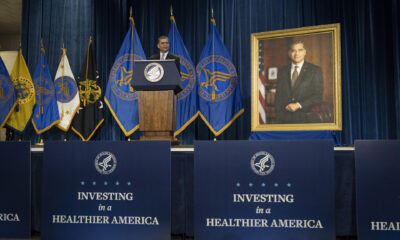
[132,60,182,93]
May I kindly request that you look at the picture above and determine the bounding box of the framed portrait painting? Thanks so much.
[251,23,342,131]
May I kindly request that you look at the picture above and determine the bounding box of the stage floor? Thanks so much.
[1,233,193,240]
[0,234,357,240]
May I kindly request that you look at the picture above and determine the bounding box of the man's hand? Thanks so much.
[285,102,301,112]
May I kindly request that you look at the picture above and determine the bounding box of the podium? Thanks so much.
[132,60,182,142]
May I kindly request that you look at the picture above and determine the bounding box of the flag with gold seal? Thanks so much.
[168,14,198,136]
[196,16,244,137]
[71,38,104,141]
[104,15,146,136]
[7,49,36,132]
[31,46,60,134]
[0,55,17,129]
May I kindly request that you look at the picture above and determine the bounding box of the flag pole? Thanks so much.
[60,42,65,140]
[212,9,216,140]
[60,41,65,120]
[37,39,44,145]
[211,9,216,101]
[83,36,92,107]
[128,6,133,142]
[170,5,175,54]
[40,39,44,116]
[61,42,66,144]
[15,43,21,142]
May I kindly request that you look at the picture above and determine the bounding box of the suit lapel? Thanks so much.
[283,66,292,89]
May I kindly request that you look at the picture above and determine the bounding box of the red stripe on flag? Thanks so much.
[259,72,267,124]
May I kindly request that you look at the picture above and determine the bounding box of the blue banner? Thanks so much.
[355,140,400,239]
[196,18,244,136]
[168,15,198,136]
[32,47,60,134]
[0,55,16,129]
[105,17,146,136]
[42,141,171,240]
[194,140,335,239]
[0,142,31,238]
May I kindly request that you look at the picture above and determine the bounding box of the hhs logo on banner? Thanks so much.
[251,151,275,176]
[95,151,117,175]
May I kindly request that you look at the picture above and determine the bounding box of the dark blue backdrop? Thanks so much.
[18,0,400,145]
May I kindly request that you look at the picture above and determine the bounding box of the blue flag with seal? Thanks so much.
[105,16,146,136]
[0,55,17,129]
[32,47,60,134]
[168,15,198,136]
[196,17,244,136]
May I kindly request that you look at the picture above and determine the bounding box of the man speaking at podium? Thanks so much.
[150,36,180,73]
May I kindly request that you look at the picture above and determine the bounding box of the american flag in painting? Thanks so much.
[258,41,267,124]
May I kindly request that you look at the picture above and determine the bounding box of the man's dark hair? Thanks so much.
[290,40,306,50]
[158,36,168,43]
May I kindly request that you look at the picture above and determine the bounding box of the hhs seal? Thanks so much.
[251,151,275,176]
[196,55,237,102]
[95,152,117,175]
[144,62,164,82]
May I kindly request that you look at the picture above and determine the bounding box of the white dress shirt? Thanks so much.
[160,52,169,60]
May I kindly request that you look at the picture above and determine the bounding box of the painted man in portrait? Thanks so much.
[274,40,324,123]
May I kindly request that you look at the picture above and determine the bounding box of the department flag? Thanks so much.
[31,47,60,134]
[105,16,146,136]
[71,38,104,141]
[168,15,198,136]
[0,55,17,129]
[196,17,244,136]
[7,49,35,132]
[54,47,80,131]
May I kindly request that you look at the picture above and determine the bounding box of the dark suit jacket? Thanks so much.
[275,61,324,123]
[149,52,180,73]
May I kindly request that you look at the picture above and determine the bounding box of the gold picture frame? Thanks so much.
[251,23,342,131]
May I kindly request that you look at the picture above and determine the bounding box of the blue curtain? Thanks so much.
[21,0,129,142]
[19,0,400,145]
